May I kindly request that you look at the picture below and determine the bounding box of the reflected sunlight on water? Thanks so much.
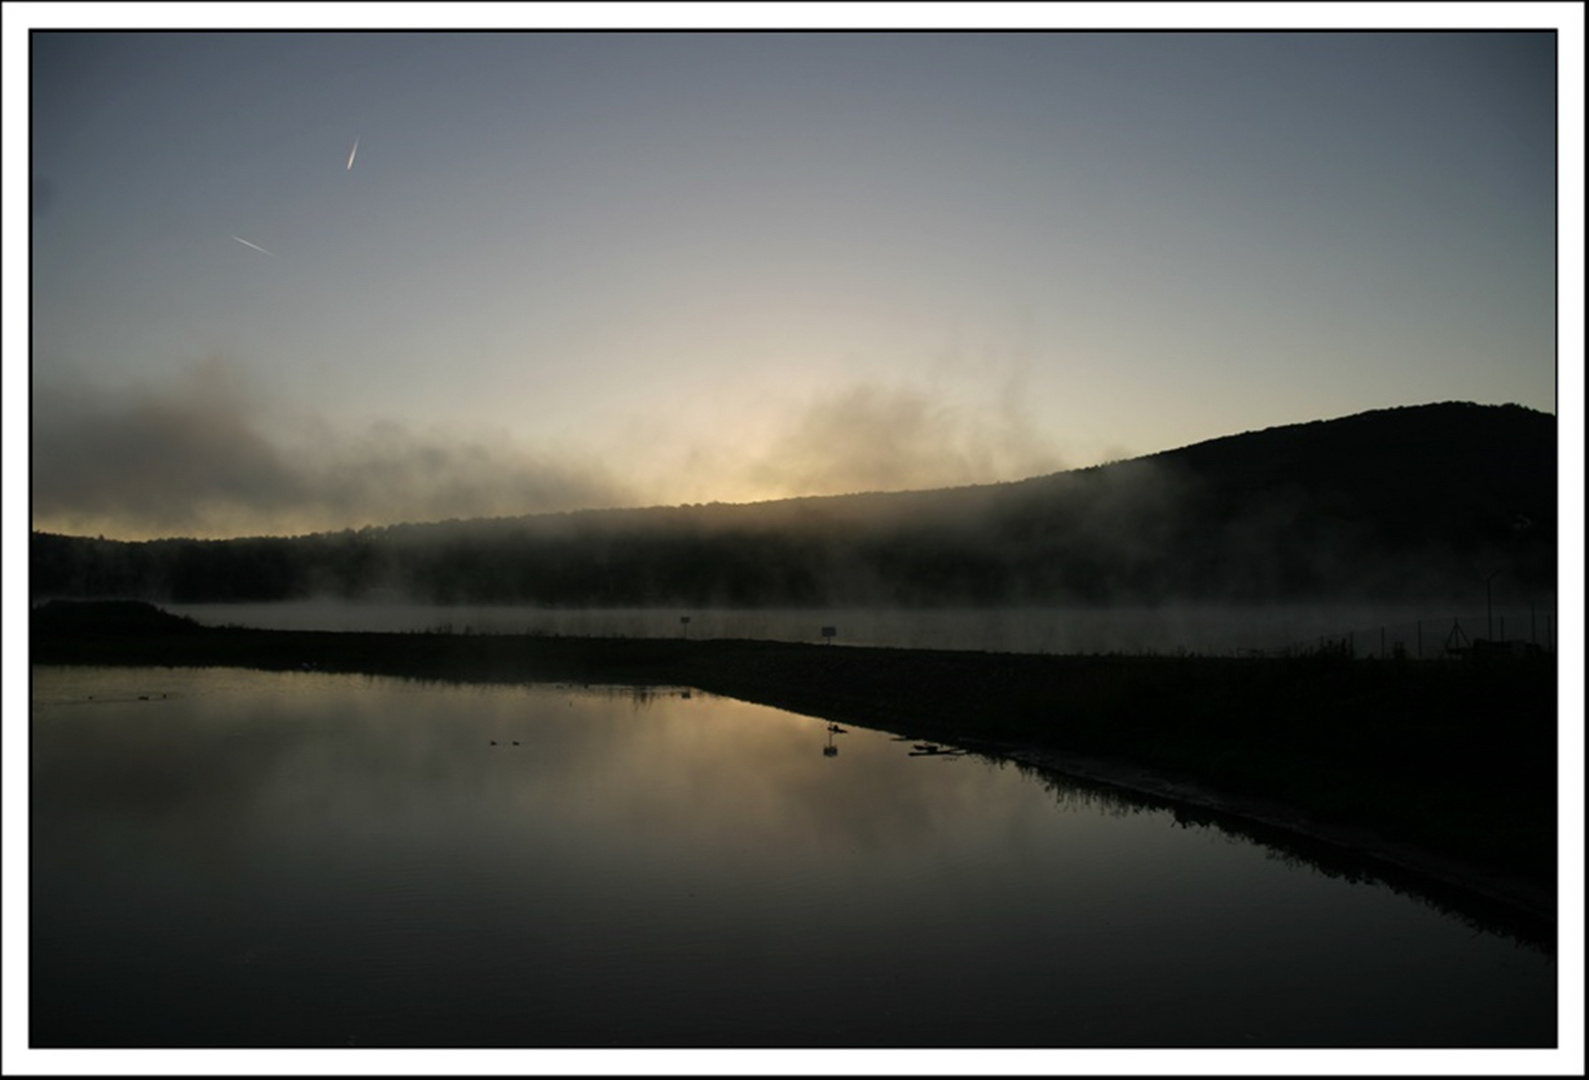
[31,666,1555,1048]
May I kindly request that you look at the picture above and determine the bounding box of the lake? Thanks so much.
[161,599,1557,657]
[31,665,1555,1048]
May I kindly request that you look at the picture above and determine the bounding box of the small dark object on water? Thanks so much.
[512,741,520,746]
[490,740,497,746]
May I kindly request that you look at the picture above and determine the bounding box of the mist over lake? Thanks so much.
[162,599,1555,658]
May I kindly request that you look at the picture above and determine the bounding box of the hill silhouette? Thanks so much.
[32,402,1556,607]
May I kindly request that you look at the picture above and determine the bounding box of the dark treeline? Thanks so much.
[32,402,1557,607]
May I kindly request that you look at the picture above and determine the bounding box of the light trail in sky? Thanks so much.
[231,235,275,257]
[347,136,358,170]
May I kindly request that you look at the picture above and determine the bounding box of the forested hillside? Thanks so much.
[32,402,1556,607]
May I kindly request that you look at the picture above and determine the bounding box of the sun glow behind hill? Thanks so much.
[31,404,1558,613]
[23,30,1560,543]
[29,365,1074,541]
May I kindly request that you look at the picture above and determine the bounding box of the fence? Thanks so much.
[1238,608,1557,660]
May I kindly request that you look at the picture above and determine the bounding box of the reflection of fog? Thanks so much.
[31,666,1557,1048]
[32,667,1141,885]
[32,669,309,879]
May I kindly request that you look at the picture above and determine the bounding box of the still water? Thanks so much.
[163,599,1554,657]
[31,666,1554,1048]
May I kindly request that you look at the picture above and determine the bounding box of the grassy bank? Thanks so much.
[31,602,1557,915]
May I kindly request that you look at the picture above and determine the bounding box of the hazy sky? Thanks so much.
[22,22,1565,539]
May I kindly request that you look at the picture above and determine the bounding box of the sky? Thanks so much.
[15,14,1573,544]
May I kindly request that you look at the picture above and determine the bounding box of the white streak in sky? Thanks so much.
[347,136,359,171]
[231,235,275,257]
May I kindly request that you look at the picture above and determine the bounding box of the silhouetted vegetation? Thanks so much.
[32,403,1557,606]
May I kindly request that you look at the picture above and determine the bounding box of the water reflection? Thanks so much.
[822,724,841,757]
[908,741,968,758]
[1007,759,1555,952]
[31,666,1555,1048]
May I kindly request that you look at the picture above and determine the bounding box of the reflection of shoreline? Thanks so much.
[33,603,1558,947]
[995,748,1556,952]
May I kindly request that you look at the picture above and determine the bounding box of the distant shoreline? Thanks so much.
[31,601,1558,945]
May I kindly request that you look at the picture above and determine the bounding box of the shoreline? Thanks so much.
[30,604,1558,944]
[970,743,1555,933]
[674,668,1558,944]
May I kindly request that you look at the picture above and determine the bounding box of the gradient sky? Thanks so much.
[23,24,1562,539]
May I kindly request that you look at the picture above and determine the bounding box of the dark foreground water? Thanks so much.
[31,666,1555,1048]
